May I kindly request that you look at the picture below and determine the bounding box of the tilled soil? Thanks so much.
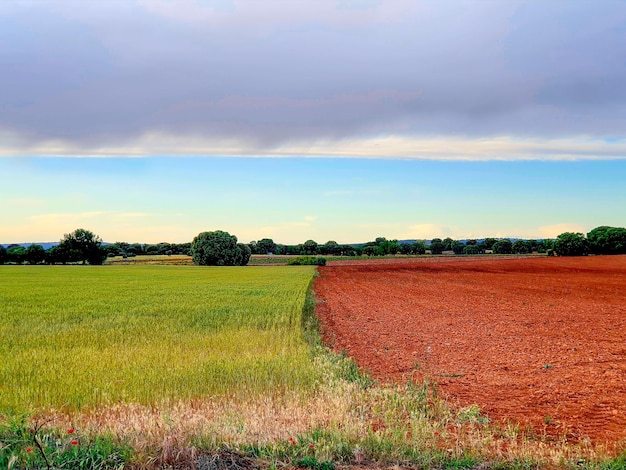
[314,256,626,444]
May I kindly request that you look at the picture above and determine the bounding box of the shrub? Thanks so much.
[287,256,326,266]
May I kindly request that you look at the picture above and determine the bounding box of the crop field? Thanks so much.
[0,265,318,411]
[315,255,626,446]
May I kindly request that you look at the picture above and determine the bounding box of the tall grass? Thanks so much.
[0,265,318,412]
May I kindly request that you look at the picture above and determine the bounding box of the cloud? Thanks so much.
[1,1,625,158]
[535,223,589,239]
[3,131,625,161]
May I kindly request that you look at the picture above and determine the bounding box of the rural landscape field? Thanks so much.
[1,255,625,469]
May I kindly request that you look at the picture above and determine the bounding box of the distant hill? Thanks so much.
[1,242,58,250]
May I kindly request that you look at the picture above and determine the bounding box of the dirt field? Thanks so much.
[314,255,626,444]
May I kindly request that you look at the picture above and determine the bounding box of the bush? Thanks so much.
[287,256,326,266]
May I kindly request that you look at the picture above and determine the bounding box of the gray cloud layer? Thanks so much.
[1,0,625,156]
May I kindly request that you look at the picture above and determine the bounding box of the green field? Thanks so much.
[0,265,318,411]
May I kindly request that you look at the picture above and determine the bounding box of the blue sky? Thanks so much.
[1,1,625,244]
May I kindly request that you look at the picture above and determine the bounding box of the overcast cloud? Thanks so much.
[1,0,625,159]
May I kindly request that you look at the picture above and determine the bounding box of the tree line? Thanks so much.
[1,226,625,265]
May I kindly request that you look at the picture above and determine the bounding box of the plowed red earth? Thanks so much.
[314,256,626,444]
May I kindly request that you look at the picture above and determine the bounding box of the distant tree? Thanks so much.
[411,241,427,255]
[463,245,480,255]
[7,246,27,264]
[302,240,319,255]
[451,240,465,255]
[442,237,454,251]
[237,243,252,266]
[256,238,277,255]
[191,230,249,266]
[0,245,7,264]
[492,239,513,254]
[512,240,531,254]
[58,228,105,265]
[399,243,412,255]
[554,232,588,256]
[321,240,340,255]
[25,244,46,265]
[483,238,497,250]
[362,245,377,256]
[429,238,444,255]
[587,226,626,255]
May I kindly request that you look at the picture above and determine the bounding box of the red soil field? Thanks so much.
[314,256,626,444]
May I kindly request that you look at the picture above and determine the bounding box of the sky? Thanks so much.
[1,0,625,244]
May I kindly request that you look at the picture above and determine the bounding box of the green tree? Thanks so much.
[587,226,626,255]
[58,228,105,265]
[429,238,444,255]
[492,239,513,254]
[302,240,319,255]
[26,244,46,264]
[0,245,6,264]
[7,246,27,264]
[191,230,249,266]
[256,238,277,255]
[554,232,588,256]
[451,240,465,254]
[463,244,480,255]
[411,241,427,255]
[483,238,497,250]
[362,245,377,256]
[237,243,252,266]
[442,237,454,251]
[512,240,531,254]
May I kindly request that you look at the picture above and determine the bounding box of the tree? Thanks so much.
[483,238,497,250]
[302,240,319,255]
[58,228,105,265]
[0,245,6,265]
[492,239,512,254]
[256,238,277,255]
[191,230,249,266]
[26,244,46,265]
[237,243,252,266]
[321,240,340,255]
[7,246,27,264]
[463,245,480,255]
[429,238,444,255]
[554,232,588,256]
[512,240,531,254]
[411,241,427,255]
[451,240,465,254]
[587,226,626,255]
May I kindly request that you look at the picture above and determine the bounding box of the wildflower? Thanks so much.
[288,437,296,446]
[28,429,35,434]
[309,444,315,450]
[71,440,78,445]
[67,429,75,434]
[26,447,32,453]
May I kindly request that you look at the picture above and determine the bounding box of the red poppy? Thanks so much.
[288,437,296,445]
[67,429,75,434]
[71,440,78,445]
[309,444,315,450]
[26,447,32,453]
[28,429,34,434]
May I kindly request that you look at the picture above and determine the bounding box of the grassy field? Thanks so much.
[0,265,318,411]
